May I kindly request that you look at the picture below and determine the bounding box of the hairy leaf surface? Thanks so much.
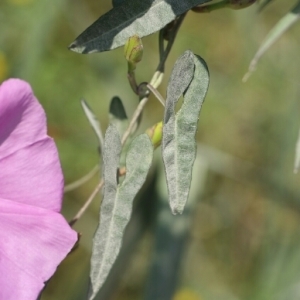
[162,50,209,214]
[89,126,153,299]
[69,0,209,53]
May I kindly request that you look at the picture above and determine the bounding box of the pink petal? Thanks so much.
[0,138,63,212]
[0,198,78,300]
[0,79,47,160]
[0,78,78,298]
[0,79,77,300]
[0,78,63,212]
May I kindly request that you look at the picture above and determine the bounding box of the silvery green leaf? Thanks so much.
[244,0,300,81]
[89,126,153,300]
[68,0,210,53]
[109,96,130,169]
[81,99,104,151]
[162,50,209,214]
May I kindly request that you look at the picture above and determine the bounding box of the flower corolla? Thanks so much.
[0,79,77,300]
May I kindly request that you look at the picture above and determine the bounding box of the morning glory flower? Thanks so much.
[0,79,77,300]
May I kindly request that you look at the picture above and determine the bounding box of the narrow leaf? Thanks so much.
[89,126,153,299]
[68,0,210,53]
[243,1,300,81]
[109,96,131,169]
[162,50,209,214]
[81,99,104,151]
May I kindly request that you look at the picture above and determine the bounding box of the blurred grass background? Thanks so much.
[1,0,300,299]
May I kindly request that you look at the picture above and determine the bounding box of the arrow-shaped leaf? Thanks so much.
[88,125,153,299]
[162,50,209,214]
[69,0,210,54]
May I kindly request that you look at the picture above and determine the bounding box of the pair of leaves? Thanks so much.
[88,126,153,300]
[69,0,210,53]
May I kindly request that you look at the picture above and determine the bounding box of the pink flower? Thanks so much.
[0,79,77,300]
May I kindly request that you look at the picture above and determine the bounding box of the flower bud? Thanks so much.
[124,35,143,72]
[146,121,163,149]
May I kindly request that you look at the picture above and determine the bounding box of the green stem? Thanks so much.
[127,71,139,94]
[157,13,187,73]
[146,83,165,106]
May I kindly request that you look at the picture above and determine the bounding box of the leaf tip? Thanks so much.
[171,204,184,215]
[109,96,128,120]
[183,49,195,62]
[242,61,257,82]
[68,40,90,54]
[242,71,251,82]
[87,286,97,300]
[68,40,79,51]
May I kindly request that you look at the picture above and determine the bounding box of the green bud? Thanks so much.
[146,121,163,149]
[124,35,143,72]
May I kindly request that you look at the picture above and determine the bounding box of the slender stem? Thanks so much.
[69,179,104,226]
[69,166,128,226]
[146,83,165,106]
[157,13,187,72]
[121,96,149,144]
[158,29,164,60]
[150,71,164,89]
[127,71,139,94]
[148,13,186,97]
[64,165,99,193]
